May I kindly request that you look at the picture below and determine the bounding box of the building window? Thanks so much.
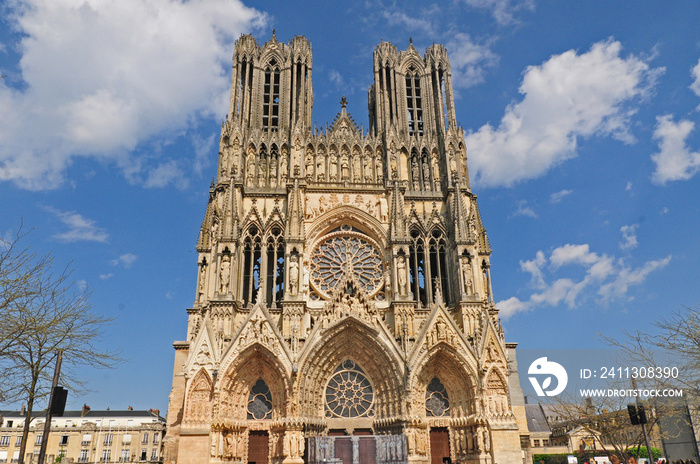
[309,227,384,299]
[242,226,262,306]
[79,450,89,462]
[11,450,19,463]
[406,72,423,136]
[35,435,43,445]
[60,435,69,445]
[140,449,147,461]
[142,433,149,445]
[247,379,273,420]
[543,439,549,446]
[0,450,7,463]
[109,420,115,428]
[533,439,540,447]
[104,434,113,446]
[408,228,448,305]
[120,449,130,462]
[262,63,280,130]
[0,437,9,447]
[101,449,111,462]
[82,434,92,445]
[122,434,131,445]
[152,434,159,445]
[425,377,450,417]
[325,360,374,418]
[151,449,158,461]
[14,437,21,447]
[265,227,285,307]
[4,422,11,428]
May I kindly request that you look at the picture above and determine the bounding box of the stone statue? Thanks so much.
[198,263,206,300]
[219,255,231,294]
[289,255,299,295]
[462,257,474,294]
[397,256,408,296]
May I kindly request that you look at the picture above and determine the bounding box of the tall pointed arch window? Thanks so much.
[409,229,427,306]
[263,60,280,130]
[406,69,423,135]
[429,229,448,302]
[409,228,450,305]
[247,379,273,420]
[426,377,449,417]
[242,226,262,306]
[265,227,285,307]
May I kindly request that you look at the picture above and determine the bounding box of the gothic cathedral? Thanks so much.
[164,32,531,464]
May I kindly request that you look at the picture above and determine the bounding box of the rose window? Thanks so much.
[325,360,374,418]
[310,227,383,299]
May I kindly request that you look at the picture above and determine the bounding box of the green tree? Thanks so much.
[0,227,121,464]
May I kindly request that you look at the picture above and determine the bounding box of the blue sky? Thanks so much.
[1,0,699,412]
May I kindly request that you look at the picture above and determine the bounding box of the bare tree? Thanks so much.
[0,226,121,464]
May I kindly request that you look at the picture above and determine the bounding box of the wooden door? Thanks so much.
[359,437,376,464]
[430,428,450,464]
[248,431,269,464]
[335,437,353,464]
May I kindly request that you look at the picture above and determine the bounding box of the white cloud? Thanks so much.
[619,224,639,250]
[192,133,216,178]
[691,58,700,98]
[625,181,633,191]
[513,199,537,218]
[110,253,137,268]
[460,0,534,25]
[144,160,189,189]
[0,0,267,190]
[329,70,344,88]
[100,273,114,280]
[44,206,109,243]
[651,114,700,184]
[380,10,434,34]
[466,40,663,188]
[446,33,498,89]
[549,189,572,203]
[497,243,670,319]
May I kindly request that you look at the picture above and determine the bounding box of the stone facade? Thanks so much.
[0,407,164,464]
[164,32,530,464]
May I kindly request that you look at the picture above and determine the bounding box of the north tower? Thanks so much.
[164,32,530,464]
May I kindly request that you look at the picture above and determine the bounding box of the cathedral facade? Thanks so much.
[164,32,530,464]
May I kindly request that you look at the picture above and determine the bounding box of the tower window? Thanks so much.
[242,227,262,306]
[263,65,280,130]
[406,73,423,135]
